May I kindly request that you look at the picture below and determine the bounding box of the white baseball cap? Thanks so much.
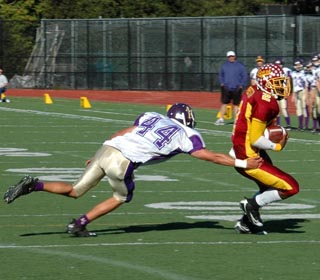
[226,51,236,57]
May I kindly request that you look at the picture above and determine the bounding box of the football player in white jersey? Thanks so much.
[306,60,319,132]
[313,55,320,131]
[3,103,262,237]
[0,68,10,102]
[274,59,293,129]
[250,56,264,86]
[291,60,308,130]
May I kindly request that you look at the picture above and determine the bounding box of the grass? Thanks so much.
[0,97,320,280]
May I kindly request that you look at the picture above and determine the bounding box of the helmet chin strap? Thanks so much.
[274,94,283,100]
[257,83,272,96]
[270,90,283,100]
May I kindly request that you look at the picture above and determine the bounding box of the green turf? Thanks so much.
[1,97,320,280]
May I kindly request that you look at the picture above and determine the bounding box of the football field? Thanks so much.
[1,97,320,280]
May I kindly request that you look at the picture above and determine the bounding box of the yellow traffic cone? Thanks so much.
[44,93,53,104]
[80,97,92,109]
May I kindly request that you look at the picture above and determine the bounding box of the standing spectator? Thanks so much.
[215,51,247,125]
[291,60,308,130]
[250,56,265,86]
[274,59,292,129]
[0,68,10,103]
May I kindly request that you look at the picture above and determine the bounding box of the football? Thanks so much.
[264,125,287,143]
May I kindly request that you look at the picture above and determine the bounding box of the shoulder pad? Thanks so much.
[246,86,255,98]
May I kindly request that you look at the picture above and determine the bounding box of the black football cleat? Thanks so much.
[239,198,263,227]
[235,215,268,235]
[234,215,252,234]
[66,219,97,237]
[4,175,38,204]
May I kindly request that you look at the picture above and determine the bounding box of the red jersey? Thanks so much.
[231,85,279,159]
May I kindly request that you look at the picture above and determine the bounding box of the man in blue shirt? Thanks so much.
[215,51,248,125]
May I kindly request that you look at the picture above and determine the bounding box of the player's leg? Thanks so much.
[0,87,4,102]
[3,148,106,204]
[302,90,309,129]
[67,146,136,237]
[66,196,124,237]
[215,86,231,125]
[232,87,242,117]
[279,98,291,128]
[295,90,304,130]
[237,159,299,228]
[309,87,318,131]
[316,92,320,129]
[41,181,76,196]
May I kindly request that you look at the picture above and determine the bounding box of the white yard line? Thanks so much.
[1,239,320,249]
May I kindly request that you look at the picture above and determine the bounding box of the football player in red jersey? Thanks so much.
[231,63,300,234]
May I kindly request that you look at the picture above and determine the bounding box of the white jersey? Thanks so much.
[0,74,8,88]
[291,70,306,92]
[104,112,205,164]
[283,66,292,77]
[250,67,258,81]
[305,70,315,89]
[314,66,320,82]
[311,67,320,87]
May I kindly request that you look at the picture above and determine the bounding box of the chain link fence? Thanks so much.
[2,15,320,91]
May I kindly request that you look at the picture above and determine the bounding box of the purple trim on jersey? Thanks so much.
[124,161,137,203]
[188,135,205,153]
[134,113,145,126]
[146,148,183,163]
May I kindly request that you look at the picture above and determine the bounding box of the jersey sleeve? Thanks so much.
[187,134,205,153]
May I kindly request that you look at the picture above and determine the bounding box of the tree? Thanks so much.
[0,0,40,76]
[33,0,262,18]
[0,0,315,78]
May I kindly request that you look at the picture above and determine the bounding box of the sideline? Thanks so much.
[7,88,297,113]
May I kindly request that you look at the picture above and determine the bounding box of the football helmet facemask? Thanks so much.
[167,103,196,128]
[256,63,291,100]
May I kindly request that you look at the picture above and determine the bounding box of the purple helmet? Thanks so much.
[167,103,196,128]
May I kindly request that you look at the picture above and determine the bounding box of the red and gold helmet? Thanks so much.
[256,63,291,99]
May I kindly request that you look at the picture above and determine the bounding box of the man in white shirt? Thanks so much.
[291,60,308,130]
[274,59,292,129]
[250,56,264,86]
[0,68,10,103]
[3,103,262,237]
[313,55,320,131]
